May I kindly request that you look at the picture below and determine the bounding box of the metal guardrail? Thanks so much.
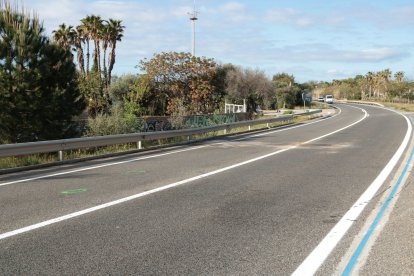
[0,110,322,159]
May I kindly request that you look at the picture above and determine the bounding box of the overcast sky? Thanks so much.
[23,0,414,82]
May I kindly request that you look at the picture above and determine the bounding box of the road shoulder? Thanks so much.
[335,112,414,275]
[360,160,414,274]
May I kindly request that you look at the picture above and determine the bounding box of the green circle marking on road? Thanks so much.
[61,188,88,195]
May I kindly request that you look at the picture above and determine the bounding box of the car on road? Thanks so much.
[325,95,333,104]
[317,96,324,102]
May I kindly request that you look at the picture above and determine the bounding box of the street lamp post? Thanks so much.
[188,0,198,56]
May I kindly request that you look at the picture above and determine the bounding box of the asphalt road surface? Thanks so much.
[0,104,410,275]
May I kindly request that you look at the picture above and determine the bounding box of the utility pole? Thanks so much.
[302,92,306,110]
[188,0,198,56]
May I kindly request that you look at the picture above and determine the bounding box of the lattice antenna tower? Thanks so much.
[188,0,198,56]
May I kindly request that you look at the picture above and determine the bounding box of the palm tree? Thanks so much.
[379,69,392,98]
[86,15,104,76]
[383,69,392,80]
[79,16,92,77]
[73,26,85,75]
[52,23,74,51]
[107,19,125,85]
[100,21,110,88]
[373,72,382,98]
[365,72,374,98]
[394,71,405,83]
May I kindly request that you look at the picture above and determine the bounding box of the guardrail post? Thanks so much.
[58,150,63,161]
[267,123,270,128]
[248,125,251,131]
[187,135,191,141]
[137,141,142,149]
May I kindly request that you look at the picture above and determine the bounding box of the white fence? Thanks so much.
[225,100,246,113]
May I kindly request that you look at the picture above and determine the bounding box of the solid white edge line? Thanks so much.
[0,107,340,187]
[0,106,364,241]
[245,107,342,139]
[291,108,412,276]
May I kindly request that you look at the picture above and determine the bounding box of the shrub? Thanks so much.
[86,104,143,136]
[168,98,189,130]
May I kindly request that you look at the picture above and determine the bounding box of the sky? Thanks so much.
[22,0,414,83]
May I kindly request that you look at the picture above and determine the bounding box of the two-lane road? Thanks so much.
[0,104,410,275]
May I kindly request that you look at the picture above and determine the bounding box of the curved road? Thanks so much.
[0,104,410,275]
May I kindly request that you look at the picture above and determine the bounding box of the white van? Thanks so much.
[325,95,333,104]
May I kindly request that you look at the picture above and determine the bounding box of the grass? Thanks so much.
[0,154,58,169]
[382,102,414,112]
[309,102,330,109]
[0,113,323,171]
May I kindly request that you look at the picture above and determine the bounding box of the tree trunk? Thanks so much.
[93,39,101,79]
[85,38,90,78]
[102,44,109,98]
[102,45,108,87]
[75,41,85,75]
[108,42,116,85]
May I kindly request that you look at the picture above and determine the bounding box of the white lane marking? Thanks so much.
[0,108,340,188]
[292,110,412,276]
[0,108,366,241]
[245,107,342,139]
[0,146,209,187]
[302,107,366,145]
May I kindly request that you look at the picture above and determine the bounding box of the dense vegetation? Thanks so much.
[0,1,85,143]
[314,70,414,102]
[1,0,413,145]
[52,15,125,115]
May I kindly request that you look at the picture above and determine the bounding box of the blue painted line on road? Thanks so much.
[342,143,414,275]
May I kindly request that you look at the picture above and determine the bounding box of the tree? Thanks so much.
[226,67,273,113]
[369,69,391,98]
[210,63,236,112]
[273,73,300,109]
[54,16,124,111]
[108,74,138,103]
[313,70,410,101]
[107,19,124,85]
[100,22,110,87]
[84,15,103,75]
[379,69,392,97]
[129,74,164,116]
[394,71,405,83]
[365,72,374,98]
[73,26,85,75]
[139,52,218,115]
[79,16,92,77]
[52,23,74,51]
[77,72,106,117]
[0,0,85,143]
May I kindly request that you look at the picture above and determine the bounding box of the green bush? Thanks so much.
[86,104,143,136]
